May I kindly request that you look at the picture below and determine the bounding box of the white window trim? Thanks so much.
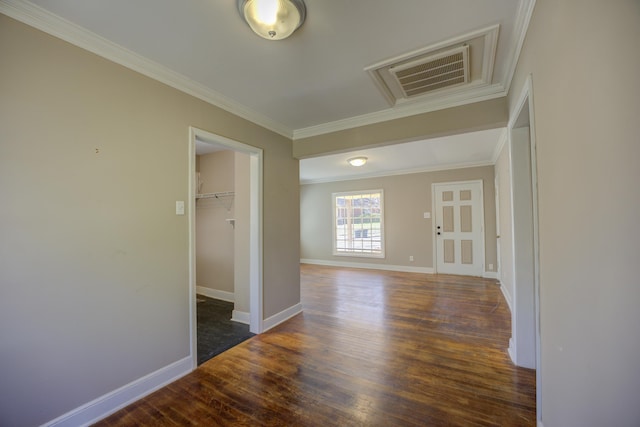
[332,189,385,258]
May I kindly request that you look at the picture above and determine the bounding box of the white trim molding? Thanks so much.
[231,310,250,325]
[500,283,514,313]
[0,0,537,141]
[483,271,498,279]
[196,286,234,303]
[491,128,509,164]
[293,86,506,140]
[293,0,536,140]
[263,303,303,332]
[43,356,192,427]
[189,126,265,368]
[508,338,517,366]
[0,0,291,138]
[508,73,541,417]
[301,258,434,274]
[502,0,537,95]
[300,160,495,186]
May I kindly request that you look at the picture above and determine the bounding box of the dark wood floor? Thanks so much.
[95,264,536,426]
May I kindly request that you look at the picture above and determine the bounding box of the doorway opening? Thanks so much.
[188,127,263,368]
[507,75,540,418]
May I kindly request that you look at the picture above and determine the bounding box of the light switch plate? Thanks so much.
[176,201,185,215]
[423,212,431,219]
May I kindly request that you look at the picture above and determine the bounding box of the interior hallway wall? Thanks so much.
[0,15,300,426]
[196,151,235,296]
[494,140,514,308]
[301,165,497,274]
[509,0,640,425]
[234,152,251,315]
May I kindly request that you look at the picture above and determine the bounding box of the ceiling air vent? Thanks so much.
[365,25,499,106]
[390,46,469,98]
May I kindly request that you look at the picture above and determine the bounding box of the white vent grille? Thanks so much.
[390,46,469,98]
[364,25,499,106]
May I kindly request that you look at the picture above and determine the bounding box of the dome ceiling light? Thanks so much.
[237,0,307,41]
[347,157,368,167]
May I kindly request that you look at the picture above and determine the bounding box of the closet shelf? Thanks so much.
[196,191,235,200]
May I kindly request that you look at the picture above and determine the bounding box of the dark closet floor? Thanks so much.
[196,295,255,365]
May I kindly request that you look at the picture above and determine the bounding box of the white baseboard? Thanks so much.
[196,286,234,302]
[300,258,434,274]
[231,310,250,325]
[508,338,517,365]
[483,271,498,279]
[263,303,303,332]
[44,356,192,427]
[500,283,513,313]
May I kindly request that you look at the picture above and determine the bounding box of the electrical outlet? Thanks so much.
[409,256,414,262]
[489,263,494,271]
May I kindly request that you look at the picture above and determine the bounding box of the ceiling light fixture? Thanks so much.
[237,0,306,40]
[347,157,368,167]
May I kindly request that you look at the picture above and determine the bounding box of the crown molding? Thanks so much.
[1,0,536,142]
[0,0,293,139]
[491,128,509,164]
[502,0,537,95]
[300,160,495,185]
[293,0,535,140]
[293,83,506,140]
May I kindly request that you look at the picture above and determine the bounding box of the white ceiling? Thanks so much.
[2,0,532,181]
[300,128,506,184]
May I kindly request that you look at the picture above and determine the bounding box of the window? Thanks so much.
[333,190,384,257]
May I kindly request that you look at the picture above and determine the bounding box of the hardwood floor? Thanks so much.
[95,265,536,426]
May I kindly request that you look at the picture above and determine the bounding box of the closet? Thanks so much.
[195,149,252,364]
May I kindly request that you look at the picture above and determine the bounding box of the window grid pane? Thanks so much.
[334,191,383,256]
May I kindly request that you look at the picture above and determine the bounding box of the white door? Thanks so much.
[433,181,484,276]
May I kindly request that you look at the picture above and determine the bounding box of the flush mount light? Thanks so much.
[237,0,306,40]
[347,157,368,167]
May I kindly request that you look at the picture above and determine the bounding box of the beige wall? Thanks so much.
[509,0,640,425]
[234,152,251,313]
[196,151,235,294]
[0,15,299,426]
[494,140,514,307]
[301,166,497,273]
[293,97,508,158]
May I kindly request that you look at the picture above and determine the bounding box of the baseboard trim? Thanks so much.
[483,271,498,279]
[263,303,303,332]
[500,283,513,313]
[300,258,434,274]
[196,286,234,302]
[44,356,192,427]
[508,338,517,365]
[231,310,250,325]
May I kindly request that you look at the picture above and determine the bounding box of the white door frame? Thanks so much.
[494,174,502,282]
[432,179,485,276]
[188,126,263,369]
[507,74,541,420]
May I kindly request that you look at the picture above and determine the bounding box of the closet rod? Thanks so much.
[196,191,235,200]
